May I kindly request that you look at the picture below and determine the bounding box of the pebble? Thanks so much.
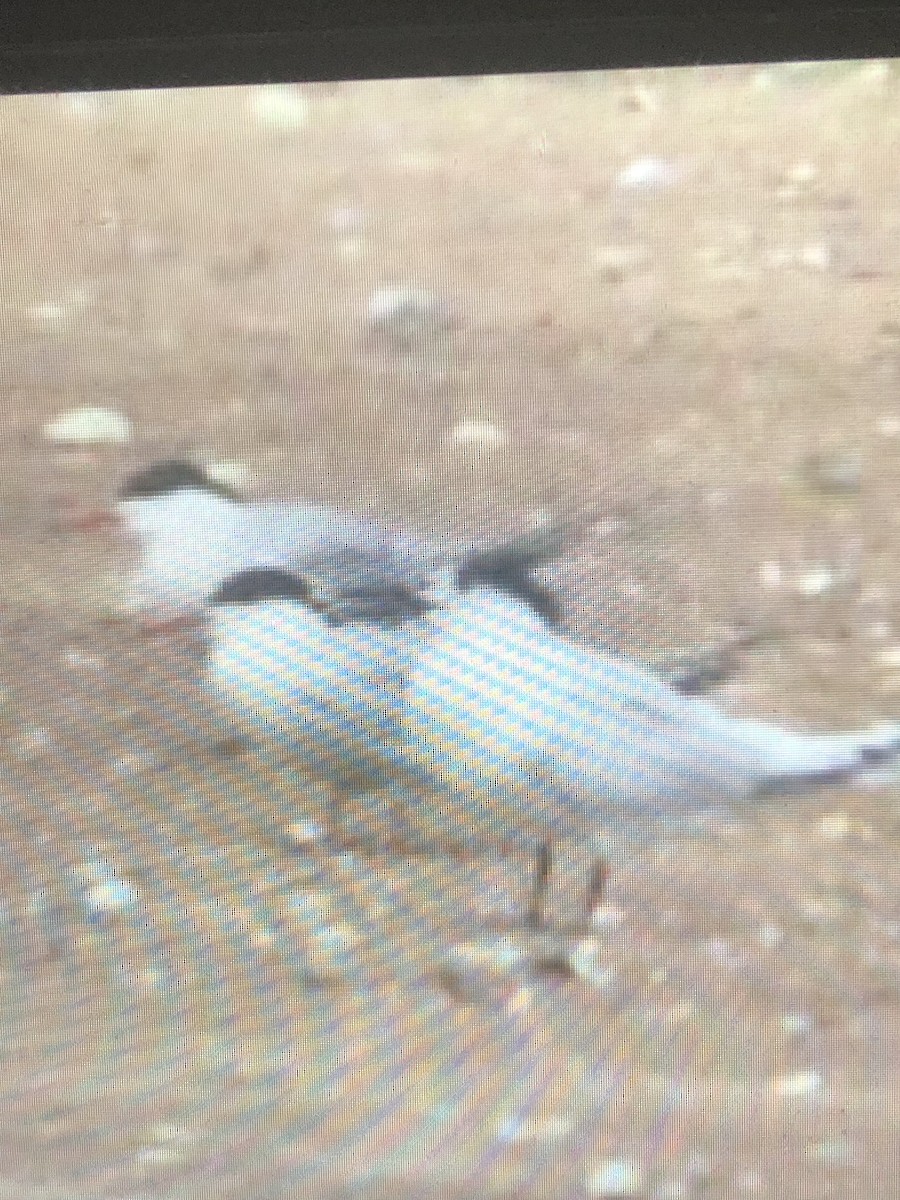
[616,155,679,190]
[798,243,831,272]
[250,84,310,131]
[758,922,783,950]
[878,645,900,669]
[588,1158,645,1197]
[366,285,455,347]
[795,566,836,598]
[591,904,625,930]
[450,419,508,449]
[818,812,851,841]
[43,406,132,447]
[84,878,139,919]
[807,1137,853,1166]
[780,1011,813,1037]
[773,1069,823,1099]
[785,161,819,186]
[328,205,366,234]
[285,819,328,848]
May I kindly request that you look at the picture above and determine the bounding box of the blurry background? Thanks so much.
[1,64,900,1198]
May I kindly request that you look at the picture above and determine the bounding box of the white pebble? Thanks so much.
[819,812,851,841]
[366,285,454,343]
[774,1069,823,1099]
[591,904,625,929]
[785,161,818,186]
[85,879,139,916]
[327,205,366,234]
[616,155,679,190]
[795,566,835,597]
[807,1137,853,1166]
[798,243,831,271]
[878,645,900,669]
[781,1011,813,1036]
[758,922,783,950]
[250,84,309,131]
[588,1158,644,1197]
[43,406,132,447]
[27,301,68,327]
[286,819,327,848]
[450,420,508,449]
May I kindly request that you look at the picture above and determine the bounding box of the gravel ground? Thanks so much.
[2,64,900,1198]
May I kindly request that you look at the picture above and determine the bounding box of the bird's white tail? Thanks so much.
[738,719,900,794]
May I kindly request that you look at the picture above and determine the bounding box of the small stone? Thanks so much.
[785,161,819,186]
[818,812,851,841]
[450,420,508,449]
[588,1158,644,1197]
[795,566,835,597]
[591,904,625,929]
[758,922,783,950]
[878,645,900,669]
[327,205,366,234]
[774,1069,823,1099]
[27,301,68,327]
[85,879,139,918]
[250,84,309,131]
[285,819,327,848]
[807,1136,853,1166]
[780,1011,813,1036]
[616,155,678,189]
[43,406,132,447]
[366,285,455,348]
[798,243,831,271]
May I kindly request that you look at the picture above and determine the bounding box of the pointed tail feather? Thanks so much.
[747,721,900,794]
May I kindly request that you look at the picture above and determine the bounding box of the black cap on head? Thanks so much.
[211,569,314,607]
[119,459,242,501]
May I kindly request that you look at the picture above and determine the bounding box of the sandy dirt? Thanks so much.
[2,64,900,1198]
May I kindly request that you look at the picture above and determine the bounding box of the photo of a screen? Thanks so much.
[1,63,898,1198]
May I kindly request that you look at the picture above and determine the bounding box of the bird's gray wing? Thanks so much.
[283,544,439,627]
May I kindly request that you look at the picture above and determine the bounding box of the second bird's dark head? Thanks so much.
[119,459,244,502]
[210,569,316,607]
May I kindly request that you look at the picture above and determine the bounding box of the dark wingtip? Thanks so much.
[118,459,243,501]
[210,569,314,607]
[456,559,563,626]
